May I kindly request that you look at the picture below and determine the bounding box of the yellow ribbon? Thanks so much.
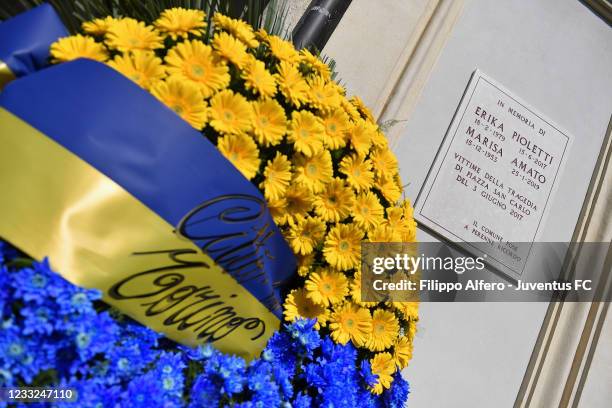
[0,61,15,90]
[0,108,279,359]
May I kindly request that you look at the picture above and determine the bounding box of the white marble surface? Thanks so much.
[394,0,612,406]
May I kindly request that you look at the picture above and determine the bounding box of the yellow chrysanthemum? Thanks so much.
[216,133,260,180]
[288,217,326,256]
[351,95,375,122]
[212,32,249,68]
[267,35,299,63]
[329,302,372,346]
[50,35,108,63]
[377,174,402,204]
[154,8,206,39]
[242,59,276,98]
[305,269,349,306]
[276,61,309,107]
[353,192,384,231]
[350,270,378,307]
[371,128,389,149]
[209,90,253,134]
[151,77,207,129]
[260,153,292,201]
[349,120,374,157]
[393,301,419,321]
[393,336,413,369]
[323,224,364,271]
[275,185,314,226]
[339,155,375,192]
[308,76,341,111]
[287,110,325,157]
[105,18,164,52]
[300,49,331,79]
[370,147,398,179]
[283,288,327,329]
[296,252,315,277]
[322,109,350,149]
[370,352,396,394]
[165,40,230,98]
[107,50,165,89]
[367,224,401,242]
[82,17,116,36]
[313,178,354,222]
[293,150,333,193]
[367,309,399,352]
[341,97,361,122]
[213,13,258,47]
[267,197,288,226]
[250,99,287,146]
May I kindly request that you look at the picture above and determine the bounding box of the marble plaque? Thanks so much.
[415,70,572,279]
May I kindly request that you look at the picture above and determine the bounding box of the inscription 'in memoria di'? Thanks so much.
[415,70,572,278]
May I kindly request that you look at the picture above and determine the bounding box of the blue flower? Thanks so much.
[383,373,410,408]
[359,359,378,388]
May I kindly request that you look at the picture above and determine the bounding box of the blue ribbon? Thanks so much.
[0,4,67,77]
[0,59,296,317]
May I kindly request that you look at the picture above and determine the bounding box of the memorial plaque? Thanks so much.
[415,70,572,279]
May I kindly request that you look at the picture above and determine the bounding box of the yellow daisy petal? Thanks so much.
[209,90,253,134]
[217,133,261,180]
[305,269,349,306]
[260,152,292,201]
[105,18,164,52]
[107,50,166,90]
[50,35,108,63]
[323,224,363,271]
[329,302,372,346]
[154,7,206,40]
[151,77,207,129]
[287,110,325,157]
[251,99,287,146]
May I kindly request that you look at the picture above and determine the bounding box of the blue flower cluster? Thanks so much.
[0,241,410,407]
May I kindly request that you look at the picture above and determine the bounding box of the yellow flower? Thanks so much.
[313,178,354,222]
[329,302,372,346]
[370,147,398,179]
[276,61,309,107]
[293,150,333,193]
[322,109,350,149]
[353,192,384,231]
[251,99,287,146]
[370,352,396,394]
[275,185,313,226]
[50,35,108,63]
[323,224,363,271]
[393,301,419,321]
[377,174,402,204]
[341,97,361,121]
[371,128,389,149]
[154,8,206,39]
[308,76,341,111]
[393,336,413,369]
[348,120,374,157]
[299,49,331,79]
[213,13,258,47]
[151,77,207,129]
[212,32,249,68]
[288,217,326,256]
[216,133,260,180]
[267,35,299,62]
[165,40,230,98]
[351,95,375,122]
[82,17,116,36]
[284,288,327,329]
[242,58,276,98]
[287,110,325,157]
[367,225,401,242]
[209,90,253,134]
[260,153,292,201]
[105,18,163,52]
[367,309,399,352]
[296,252,314,277]
[267,198,288,226]
[107,50,165,90]
[339,155,374,192]
[305,269,349,306]
[350,270,378,307]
